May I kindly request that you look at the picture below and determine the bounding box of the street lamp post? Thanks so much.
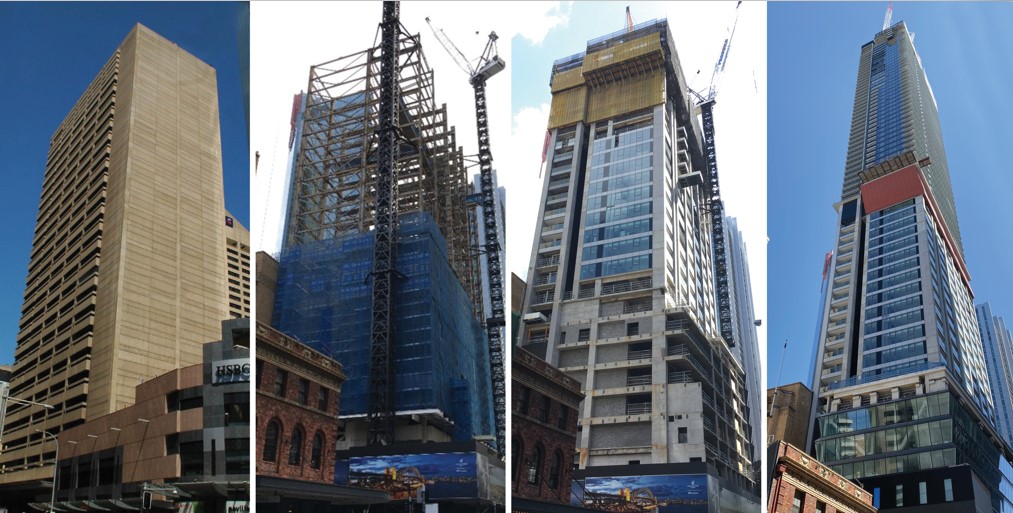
[35,429,58,513]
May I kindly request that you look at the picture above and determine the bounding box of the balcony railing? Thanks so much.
[535,274,557,286]
[666,319,690,331]
[828,361,943,391]
[626,403,652,415]
[601,278,653,296]
[627,349,652,361]
[626,375,652,386]
[545,192,568,204]
[624,302,652,314]
[667,370,695,384]
[538,240,562,250]
[532,291,555,305]
[578,288,595,299]
[536,255,560,267]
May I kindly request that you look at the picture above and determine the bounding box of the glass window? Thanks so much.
[791,490,804,513]
[516,386,530,415]
[557,405,569,430]
[318,387,330,412]
[310,432,324,470]
[678,427,688,443]
[263,420,280,462]
[919,481,927,504]
[225,438,249,475]
[180,441,204,476]
[224,392,249,426]
[528,445,543,484]
[548,451,562,489]
[944,478,953,502]
[288,426,304,466]
[896,484,904,507]
[274,369,288,396]
[298,378,310,405]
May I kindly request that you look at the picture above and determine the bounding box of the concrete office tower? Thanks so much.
[976,303,1013,449]
[725,216,762,465]
[0,24,228,484]
[517,19,757,506]
[808,21,1013,511]
[224,211,251,318]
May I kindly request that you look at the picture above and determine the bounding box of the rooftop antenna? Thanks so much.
[626,5,634,32]
[882,1,893,31]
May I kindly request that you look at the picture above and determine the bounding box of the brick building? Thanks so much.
[768,441,877,513]
[255,322,344,483]
[512,346,584,506]
[255,322,388,511]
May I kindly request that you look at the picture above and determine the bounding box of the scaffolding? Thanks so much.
[273,213,494,442]
[282,29,479,309]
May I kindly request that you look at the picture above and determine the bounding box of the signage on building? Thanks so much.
[573,474,714,513]
[225,501,249,513]
[225,216,234,227]
[336,451,504,502]
[213,358,250,385]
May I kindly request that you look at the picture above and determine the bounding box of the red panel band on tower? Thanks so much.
[860,164,972,294]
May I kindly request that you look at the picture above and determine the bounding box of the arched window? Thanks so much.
[310,432,325,469]
[263,419,281,462]
[527,445,543,484]
[288,426,304,465]
[512,438,523,482]
[548,450,563,489]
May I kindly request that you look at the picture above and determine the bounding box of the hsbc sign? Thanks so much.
[213,358,250,385]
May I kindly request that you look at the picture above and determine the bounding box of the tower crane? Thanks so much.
[367,0,406,447]
[425,17,506,459]
[688,1,742,348]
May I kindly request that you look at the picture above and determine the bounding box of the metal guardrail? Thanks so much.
[532,291,555,305]
[829,361,943,390]
[626,375,652,386]
[666,319,690,331]
[627,349,651,360]
[545,193,568,204]
[626,403,651,415]
[536,256,560,267]
[624,302,652,314]
[578,288,595,299]
[668,371,694,384]
[535,275,557,286]
[601,278,652,296]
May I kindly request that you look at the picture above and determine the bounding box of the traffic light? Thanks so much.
[142,490,152,510]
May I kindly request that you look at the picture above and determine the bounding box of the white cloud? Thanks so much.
[500,103,551,277]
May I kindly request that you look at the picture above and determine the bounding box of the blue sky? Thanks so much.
[767,2,1013,387]
[0,2,249,365]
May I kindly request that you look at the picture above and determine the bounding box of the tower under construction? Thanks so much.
[516,18,758,512]
[266,4,503,510]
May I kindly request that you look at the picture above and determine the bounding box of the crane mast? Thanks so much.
[426,18,506,459]
[367,0,402,447]
[692,2,741,348]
